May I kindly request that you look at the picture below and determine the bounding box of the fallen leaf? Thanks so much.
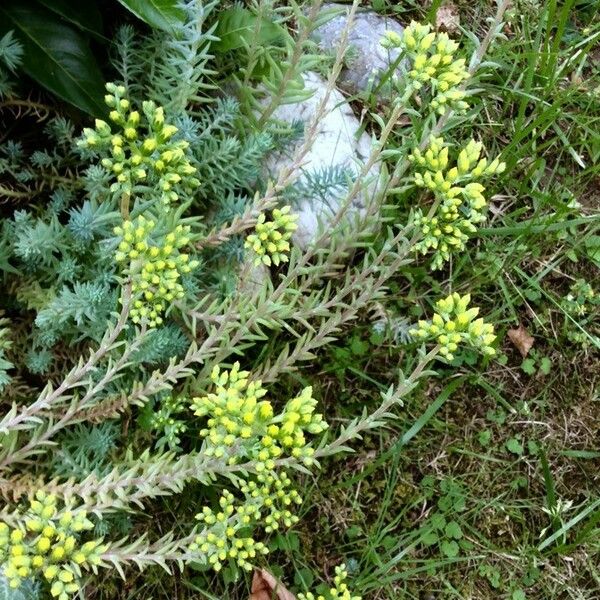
[250,569,296,600]
[507,325,535,357]
[436,3,460,34]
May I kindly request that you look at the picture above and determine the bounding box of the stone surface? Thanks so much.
[240,259,270,293]
[265,71,379,249]
[312,3,406,96]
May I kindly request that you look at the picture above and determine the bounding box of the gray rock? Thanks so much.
[239,258,270,293]
[312,3,406,97]
[265,71,380,249]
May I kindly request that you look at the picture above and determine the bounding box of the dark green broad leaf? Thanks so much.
[214,6,287,53]
[37,0,104,38]
[115,0,185,32]
[444,520,463,540]
[440,539,460,558]
[421,530,439,546]
[0,2,106,115]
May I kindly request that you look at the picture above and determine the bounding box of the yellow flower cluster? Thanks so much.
[191,470,303,573]
[240,471,302,533]
[78,83,199,205]
[410,293,496,360]
[0,492,105,599]
[298,564,361,600]
[245,206,298,267]
[114,215,199,327]
[382,21,470,114]
[190,490,269,573]
[190,366,328,573]
[409,136,505,270]
[191,362,327,467]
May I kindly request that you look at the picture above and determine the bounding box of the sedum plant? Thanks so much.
[113,215,199,327]
[382,21,470,114]
[0,1,512,597]
[245,206,299,266]
[0,31,23,101]
[78,83,200,207]
[0,492,105,596]
[409,136,505,269]
[410,293,497,360]
[298,564,361,600]
[191,362,326,466]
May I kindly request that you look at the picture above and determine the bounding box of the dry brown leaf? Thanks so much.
[250,569,296,600]
[507,325,535,357]
[436,3,460,34]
